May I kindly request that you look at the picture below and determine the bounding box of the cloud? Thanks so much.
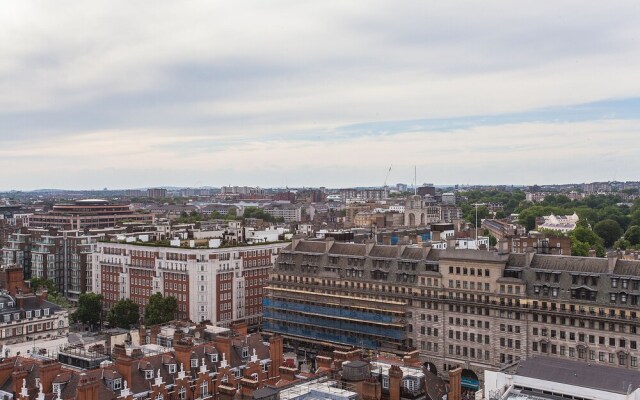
[1,1,640,188]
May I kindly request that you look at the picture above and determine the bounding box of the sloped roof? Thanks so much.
[368,245,398,259]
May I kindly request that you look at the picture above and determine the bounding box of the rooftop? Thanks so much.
[516,356,640,394]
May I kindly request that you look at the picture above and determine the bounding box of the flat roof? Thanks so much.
[516,356,640,394]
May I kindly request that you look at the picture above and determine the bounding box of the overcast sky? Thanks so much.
[2,1,640,190]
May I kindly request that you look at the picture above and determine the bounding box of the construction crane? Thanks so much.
[383,165,392,198]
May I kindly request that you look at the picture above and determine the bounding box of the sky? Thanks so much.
[1,1,640,190]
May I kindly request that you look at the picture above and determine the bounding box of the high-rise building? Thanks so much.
[2,227,100,304]
[147,188,168,198]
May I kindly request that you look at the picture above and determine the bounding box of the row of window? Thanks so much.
[448,280,491,292]
[448,330,491,345]
[448,266,490,277]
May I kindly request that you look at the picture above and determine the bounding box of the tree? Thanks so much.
[48,293,71,309]
[107,299,140,329]
[569,226,605,257]
[144,293,178,325]
[76,293,103,328]
[594,219,623,248]
[29,277,57,295]
[624,225,640,246]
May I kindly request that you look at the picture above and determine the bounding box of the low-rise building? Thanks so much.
[485,356,640,400]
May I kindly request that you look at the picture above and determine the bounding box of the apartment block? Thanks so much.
[92,241,288,327]
[2,227,100,304]
[265,238,640,390]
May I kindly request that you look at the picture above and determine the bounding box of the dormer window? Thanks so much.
[44,308,50,316]
[210,353,218,363]
[145,370,154,379]
[191,359,198,368]
[7,302,14,308]
[234,369,242,378]
[242,347,249,358]
[13,313,19,321]
[35,310,41,317]
[168,364,176,374]
[113,379,122,390]
[3,315,9,322]
[53,383,63,393]
[26,311,31,318]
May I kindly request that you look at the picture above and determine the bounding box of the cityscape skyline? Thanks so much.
[2,1,640,190]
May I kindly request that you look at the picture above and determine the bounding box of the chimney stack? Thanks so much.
[447,367,462,400]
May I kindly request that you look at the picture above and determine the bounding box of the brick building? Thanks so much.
[0,323,284,400]
[0,266,69,345]
[92,241,288,328]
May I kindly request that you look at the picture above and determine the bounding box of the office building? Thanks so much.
[29,199,154,230]
[265,238,640,391]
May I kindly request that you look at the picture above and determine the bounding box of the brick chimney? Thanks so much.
[231,320,248,336]
[174,339,194,373]
[39,359,62,393]
[214,335,232,366]
[36,289,48,305]
[2,266,27,296]
[316,356,332,371]
[269,335,283,378]
[150,325,160,344]
[115,356,134,388]
[388,365,403,400]
[279,366,297,382]
[76,373,100,400]
[447,367,462,400]
[361,378,382,400]
[12,368,29,398]
[403,350,420,367]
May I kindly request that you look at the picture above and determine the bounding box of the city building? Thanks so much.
[2,227,101,303]
[29,199,154,230]
[147,188,168,198]
[0,322,284,400]
[525,192,547,203]
[441,193,456,205]
[265,238,640,391]
[536,213,579,233]
[481,219,525,241]
[439,205,462,223]
[92,241,288,328]
[404,196,441,227]
[263,204,303,223]
[0,266,69,345]
[511,234,572,255]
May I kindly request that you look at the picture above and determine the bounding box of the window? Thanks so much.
[145,370,154,379]
[200,381,209,397]
[191,359,198,368]
[168,364,176,373]
[113,379,122,390]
